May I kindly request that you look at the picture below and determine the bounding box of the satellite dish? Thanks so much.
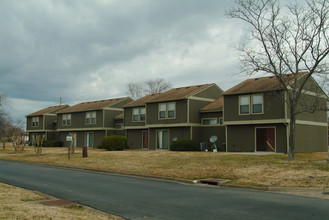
[172,137,177,141]
[209,136,217,143]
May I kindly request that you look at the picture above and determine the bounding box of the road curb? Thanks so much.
[1,158,328,199]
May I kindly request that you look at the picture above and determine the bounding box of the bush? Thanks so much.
[170,139,199,151]
[43,140,63,147]
[98,135,127,151]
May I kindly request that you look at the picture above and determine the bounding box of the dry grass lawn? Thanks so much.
[0,143,328,188]
[0,182,120,220]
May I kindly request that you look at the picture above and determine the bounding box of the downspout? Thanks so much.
[285,91,289,154]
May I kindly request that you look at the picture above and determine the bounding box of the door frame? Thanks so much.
[85,132,94,148]
[142,130,149,149]
[156,129,170,150]
[254,126,276,152]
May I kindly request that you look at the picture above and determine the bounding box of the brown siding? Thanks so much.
[193,84,223,99]
[189,100,213,123]
[58,110,103,129]
[104,109,123,127]
[224,91,285,122]
[26,116,43,131]
[111,98,133,108]
[127,129,146,149]
[44,115,57,130]
[146,100,187,125]
[294,94,327,122]
[295,124,328,152]
[200,112,223,119]
[124,107,146,127]
[149,127,191,150]
[226,124,287,153]
[199,126,226,150]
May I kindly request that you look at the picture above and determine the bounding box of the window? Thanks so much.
[86,111,96,124]
[202,118,217,125]
[116,124,123,129]
[239,94,263,115]
[140,107,146,121]
[219,118,223,125]
[239,96,250,114]
[158,102,175,119]
[132,107,146,122]
[62,114,71,126]
[252,94,263,114]
[32,117,39,127]
[159,104,166,119]
[133,108,139,121]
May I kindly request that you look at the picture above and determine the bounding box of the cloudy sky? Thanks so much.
[0,0,247,124]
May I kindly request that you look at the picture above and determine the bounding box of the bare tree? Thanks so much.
[226,0,329,160]
[127,78,172,100]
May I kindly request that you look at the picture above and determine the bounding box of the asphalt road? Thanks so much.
[0,160,328,220]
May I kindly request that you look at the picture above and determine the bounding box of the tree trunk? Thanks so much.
[288,110,296,161]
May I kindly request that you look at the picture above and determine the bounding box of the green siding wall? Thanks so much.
[146,100,187,125]
[226,124,287,153]
[189,100,213,123]
[224,91,285,122]
[193,85,223,99]
[295,124,328,152]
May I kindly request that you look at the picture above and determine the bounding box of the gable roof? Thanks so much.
[200,97,223,112]
[26,105,70,117]
[57,97,130,114]
[125,83,215,107]
[224,73,306,95]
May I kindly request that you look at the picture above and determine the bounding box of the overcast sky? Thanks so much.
[0,0,248,124]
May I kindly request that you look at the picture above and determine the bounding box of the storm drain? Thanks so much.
[199,178,230,186]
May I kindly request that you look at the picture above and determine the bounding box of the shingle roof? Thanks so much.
[200,97,223,112]
[26,105,70,117]
[125,83,215,107]
[57,97,130,114]
[224,73,306,95]
[114,112,124,119]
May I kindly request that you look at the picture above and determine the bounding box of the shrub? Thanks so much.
[170,139,199,151]
[43,140,63,147]
[98,135,127,151]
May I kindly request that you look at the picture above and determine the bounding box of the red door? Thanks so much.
[256,128,275,152]
[143,131,148,149]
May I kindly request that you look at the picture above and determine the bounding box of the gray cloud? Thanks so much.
[0,0,244,123]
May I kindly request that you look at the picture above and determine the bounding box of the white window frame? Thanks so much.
[132,107,146,122]
[251,94,264,114]
[158,102,176,120]
[86,111,96,125]
[239,95,250,115]
[62,114,71,126]
[32,117,39,127]
[239,94,264,115]
[202,118,217,125]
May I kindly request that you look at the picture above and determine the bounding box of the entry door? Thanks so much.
[256,128,275,151]
[86,133,93,147]
[157,130,169,149]
[142,131,148,149]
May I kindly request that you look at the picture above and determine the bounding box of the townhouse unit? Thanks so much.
[26,105,70,142]
[223,75,328,153]
[199,97,226,150]
[124,83,223,150]
[55,97,132,147]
